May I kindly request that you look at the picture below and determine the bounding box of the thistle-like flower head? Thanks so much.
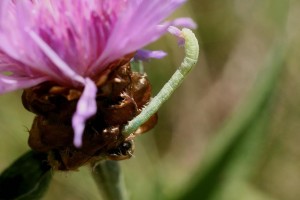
[0,0,195,148]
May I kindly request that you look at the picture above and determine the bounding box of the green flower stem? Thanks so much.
[122,28,199,136]
[91,161,128,200]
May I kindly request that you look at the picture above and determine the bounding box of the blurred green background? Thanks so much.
[0,0,299,199]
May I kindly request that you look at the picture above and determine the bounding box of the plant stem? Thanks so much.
[91,160,128,200]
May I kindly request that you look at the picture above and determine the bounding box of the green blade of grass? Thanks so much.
[175,42,287,200]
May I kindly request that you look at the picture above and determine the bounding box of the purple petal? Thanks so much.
[90,0,190,72]
[171,17,197,29]
[28,30,85,85]
[0,2,62,79]
[0,0,195,89]
[72,78,97,148]
[134,50,167,61]
[0,75,47,94]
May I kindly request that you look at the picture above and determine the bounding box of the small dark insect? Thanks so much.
[106,140,134,160]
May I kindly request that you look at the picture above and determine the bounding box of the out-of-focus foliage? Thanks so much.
[0,0,299,200]
[176,42,287,200]
[0,151,52,200]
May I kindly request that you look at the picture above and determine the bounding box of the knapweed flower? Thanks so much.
[0,0,195,170]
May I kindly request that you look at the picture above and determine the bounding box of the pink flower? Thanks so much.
[0,0,195,147]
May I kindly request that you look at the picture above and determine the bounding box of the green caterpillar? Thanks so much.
[122,28,199,136]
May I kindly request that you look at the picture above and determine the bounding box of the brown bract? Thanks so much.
[22,61,157,171]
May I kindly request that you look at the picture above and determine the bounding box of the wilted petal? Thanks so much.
[72,78,97,147]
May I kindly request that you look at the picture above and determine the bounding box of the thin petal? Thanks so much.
[28,30,85,85]
[72,78,97,147]
[134,50,167,61]
[0,0,195,84]
[0,75,47,94]
[0,2,61,78]
[171,18,197,29]
[90,0,189,72]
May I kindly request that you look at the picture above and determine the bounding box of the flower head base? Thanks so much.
[22,62,157,170]
[0,0,195,169]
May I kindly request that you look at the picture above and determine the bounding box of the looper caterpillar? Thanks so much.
[122,28,199,136]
